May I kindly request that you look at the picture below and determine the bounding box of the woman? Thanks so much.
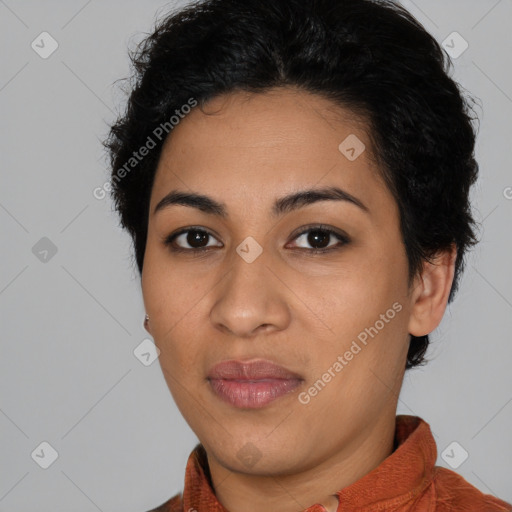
[104,0,512,510]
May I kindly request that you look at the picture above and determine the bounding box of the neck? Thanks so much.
[206,410,397,512]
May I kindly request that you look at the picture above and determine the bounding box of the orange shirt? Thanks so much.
[147,415,511,511]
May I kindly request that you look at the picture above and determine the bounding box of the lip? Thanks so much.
[207,359,304,409]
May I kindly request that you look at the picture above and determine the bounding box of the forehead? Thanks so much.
[150,87,390,219]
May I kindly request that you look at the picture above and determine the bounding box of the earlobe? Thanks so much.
[144,313,152,334]
[407,245,457,337]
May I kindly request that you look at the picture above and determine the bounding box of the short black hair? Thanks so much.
[104,0,480,369]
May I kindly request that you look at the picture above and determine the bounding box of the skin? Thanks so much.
[141,86,456,512]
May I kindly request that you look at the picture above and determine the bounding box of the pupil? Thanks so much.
[308,229,329,248]
[188,230,207,248]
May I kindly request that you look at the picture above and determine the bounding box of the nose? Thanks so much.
[209,247,291,338]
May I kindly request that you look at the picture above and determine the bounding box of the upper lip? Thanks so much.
[207,359,303,380]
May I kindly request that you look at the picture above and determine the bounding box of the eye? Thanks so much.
[288,224,350,253]
[164,227,222,253]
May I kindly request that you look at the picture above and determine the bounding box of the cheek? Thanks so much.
[297,255,406,338]
[141,250,198,367]
[142,240,203,326]
[296,251,409,392]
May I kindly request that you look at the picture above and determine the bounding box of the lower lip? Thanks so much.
[208,378,302,409]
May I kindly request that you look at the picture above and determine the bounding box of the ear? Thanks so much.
[407,245,457,337]
[144,315,152,335]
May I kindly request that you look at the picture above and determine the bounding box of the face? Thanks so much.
[141,87,415,476]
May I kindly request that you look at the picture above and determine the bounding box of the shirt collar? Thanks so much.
[180,415,436,511]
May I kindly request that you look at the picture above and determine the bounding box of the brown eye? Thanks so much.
[289,225,350,252]
[183,229,209,248]
[304,229,331,249]
[164,228,222,251]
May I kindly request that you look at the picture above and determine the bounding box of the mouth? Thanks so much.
[207,359,304,409]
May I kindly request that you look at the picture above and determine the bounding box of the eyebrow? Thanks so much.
[153,186,369,217]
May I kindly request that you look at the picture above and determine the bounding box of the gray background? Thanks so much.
[0,0,511,510]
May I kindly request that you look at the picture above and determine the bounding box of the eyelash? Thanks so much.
[163,224,350,255]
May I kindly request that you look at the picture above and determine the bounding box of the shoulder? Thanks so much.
[144,492,183,512]
[431,466,511,511]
